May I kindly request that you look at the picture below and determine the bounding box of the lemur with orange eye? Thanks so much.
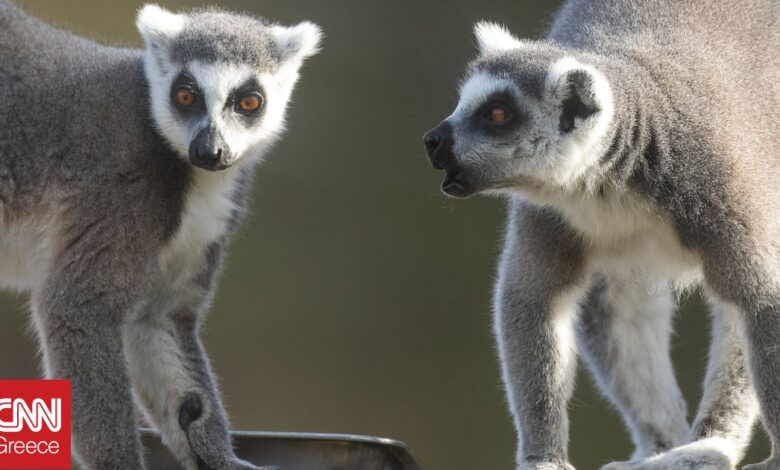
[425,0,778,469]
[0,3,320,469]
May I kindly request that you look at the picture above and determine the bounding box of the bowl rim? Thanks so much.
[229,430,410,450]
[140,427,410,450]
[140,428,422,469]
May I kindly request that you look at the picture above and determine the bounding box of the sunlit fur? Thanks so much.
[429,1,778,469]
[137,5,321,165]
[0,2,321,469]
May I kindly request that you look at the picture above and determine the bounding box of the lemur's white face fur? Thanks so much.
[424,22,614,198]
[137,5,321,171]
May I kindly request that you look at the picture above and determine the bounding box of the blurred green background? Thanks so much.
[1,1,769,468]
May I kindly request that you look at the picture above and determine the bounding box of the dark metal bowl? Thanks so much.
[140,429,423,470]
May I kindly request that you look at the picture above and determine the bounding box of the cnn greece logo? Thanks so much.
[0,398,62,432]
[0,380,70,469]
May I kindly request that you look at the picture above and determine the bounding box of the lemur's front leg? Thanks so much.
[126,311,261,470]
[495,203,589,470]
[125,246,266,470]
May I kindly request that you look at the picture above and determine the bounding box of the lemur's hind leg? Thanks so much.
[739,301,780,470]
[603,299,758,470]
[576,276,689,466]
[34,240,150,469]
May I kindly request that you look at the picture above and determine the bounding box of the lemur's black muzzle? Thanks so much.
[423,121,474,198]
[189,127,233,171]
[423,121,455,170]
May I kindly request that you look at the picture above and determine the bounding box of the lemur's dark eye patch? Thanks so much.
[476,91,518,124]
[171,73,204,112]
[473,90,523,134]
[231,77,265,118]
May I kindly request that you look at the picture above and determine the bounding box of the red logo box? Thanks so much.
[0,380,71,469]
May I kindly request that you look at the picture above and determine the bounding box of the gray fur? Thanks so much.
[425,0,778,468]
[0,2,319,469]
[169,10,279,68]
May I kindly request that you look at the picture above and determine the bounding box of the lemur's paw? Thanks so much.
[177,394,280,470]
[744,458,780,470]
[601,439,736,470]
[519,462,575,470]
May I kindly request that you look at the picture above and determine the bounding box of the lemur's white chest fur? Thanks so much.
[158,167,241,286]
[521,185,704,288]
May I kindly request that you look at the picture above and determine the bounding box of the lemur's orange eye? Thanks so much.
[489,105,509,124]
[238,94,262,113]
[175,89,195,106]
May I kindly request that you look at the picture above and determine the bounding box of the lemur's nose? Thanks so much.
[194,146,222,165]
[423,131,441,156]
[189,127,230,171]
[423,122,454,170]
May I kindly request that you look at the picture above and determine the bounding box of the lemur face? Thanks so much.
[424,23,614,197]
[137,5,321,171]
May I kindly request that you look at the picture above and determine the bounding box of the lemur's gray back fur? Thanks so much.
[548,0,779,269]
[0,2,189,244]
[424,0,778,469]
[0,2,320,469]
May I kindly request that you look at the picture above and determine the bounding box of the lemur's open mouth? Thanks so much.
[441,168,471,198]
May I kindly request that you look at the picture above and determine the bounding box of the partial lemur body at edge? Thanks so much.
[0,2,320,469]
[425,0,778,469]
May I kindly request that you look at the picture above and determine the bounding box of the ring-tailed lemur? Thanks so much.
[0,3,320,469]
[424,1,778,469]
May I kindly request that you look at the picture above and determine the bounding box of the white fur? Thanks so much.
[141,40,186,155]
[542,57,615,189]
[516,186,704,290]
[473,21,525,55]
[124,316,198,469]
[602,438,742,470]
[271,21,323,62]
[590,279,689,460]
[158,165,241,289]
[455,71,520,118]
[136,4,185,43]
[550,286,582,397]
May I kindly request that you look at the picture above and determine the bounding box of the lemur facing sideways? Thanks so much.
[424,0,778,469]
[0,2,320,469]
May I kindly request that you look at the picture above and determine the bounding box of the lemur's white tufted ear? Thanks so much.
[136,4,185,48]
[545,57,614,133]
[474,21,524,55]
[271,21,323,63]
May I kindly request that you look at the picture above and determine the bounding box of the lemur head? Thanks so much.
[423,22,614,198]
[137,5,321,171]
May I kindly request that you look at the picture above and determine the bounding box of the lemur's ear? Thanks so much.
[271,21,323,63]
[474,21,523,55]
[546,57,613,133]
[136,4,185,49]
